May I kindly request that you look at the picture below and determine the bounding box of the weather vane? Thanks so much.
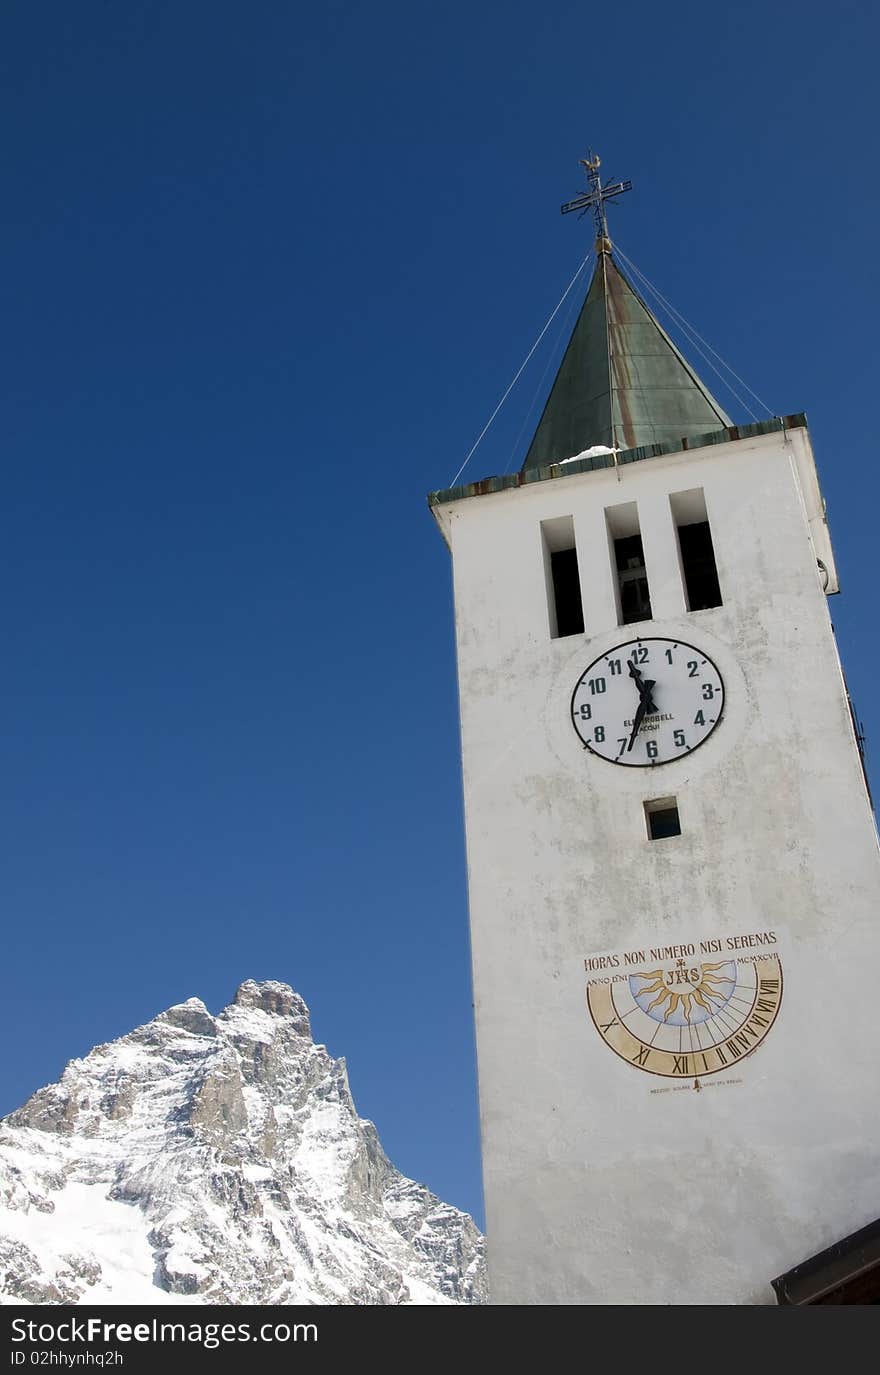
[560,151,631,251]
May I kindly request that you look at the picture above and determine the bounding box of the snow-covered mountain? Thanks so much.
[0,980,485,1305]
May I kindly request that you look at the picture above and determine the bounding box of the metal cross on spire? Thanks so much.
[560,151,631,253]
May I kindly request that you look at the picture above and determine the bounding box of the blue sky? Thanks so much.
[1,1,877,1228]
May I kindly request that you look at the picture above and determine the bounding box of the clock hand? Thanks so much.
[627,658,658,752]
[628,661,658,714]
[627,698,647,752]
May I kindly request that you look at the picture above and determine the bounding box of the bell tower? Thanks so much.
[429,156,880,1305]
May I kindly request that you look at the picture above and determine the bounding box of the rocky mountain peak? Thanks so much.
[230,979,311,1034]
[158,998,218,1038]
[0,982,485,1306]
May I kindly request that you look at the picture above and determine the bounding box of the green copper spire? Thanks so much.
[522,160,731,471]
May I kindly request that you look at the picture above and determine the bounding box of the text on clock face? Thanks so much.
[570,637,725,766]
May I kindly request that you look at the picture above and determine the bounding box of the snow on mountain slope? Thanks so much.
[0,981,485,1305]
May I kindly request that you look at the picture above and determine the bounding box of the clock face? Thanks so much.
[570,636,724,766]
[587,953,783,1079]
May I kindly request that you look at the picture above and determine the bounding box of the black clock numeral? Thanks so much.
[588,677,606,695]
[616,738,627,757]
[646,739,658,759]
[607,658,622,675]
[593,726,605,743]
[673,730,686,747]
[578,703,592,721]
[665,648,674,664]
[694,710,705,726]
[687,660,699,677]
[632,1045,651,1066]
[630,646,649,664]
[672,1054,690,1075]
[701,682,716,700]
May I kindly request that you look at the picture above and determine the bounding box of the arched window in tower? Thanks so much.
[670,488,723,611]
[606,501,652,625]
[541,515,585,638]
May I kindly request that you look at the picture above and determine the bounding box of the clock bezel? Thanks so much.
[570,635,726,767]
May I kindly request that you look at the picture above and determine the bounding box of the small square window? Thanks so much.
[644,797,681,840]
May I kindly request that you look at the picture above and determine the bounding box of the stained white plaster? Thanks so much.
[438,426,880,1305]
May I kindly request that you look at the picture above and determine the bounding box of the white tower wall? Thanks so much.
[435,424,880,1304]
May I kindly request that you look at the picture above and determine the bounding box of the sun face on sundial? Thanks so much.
[631,957,735,1022]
